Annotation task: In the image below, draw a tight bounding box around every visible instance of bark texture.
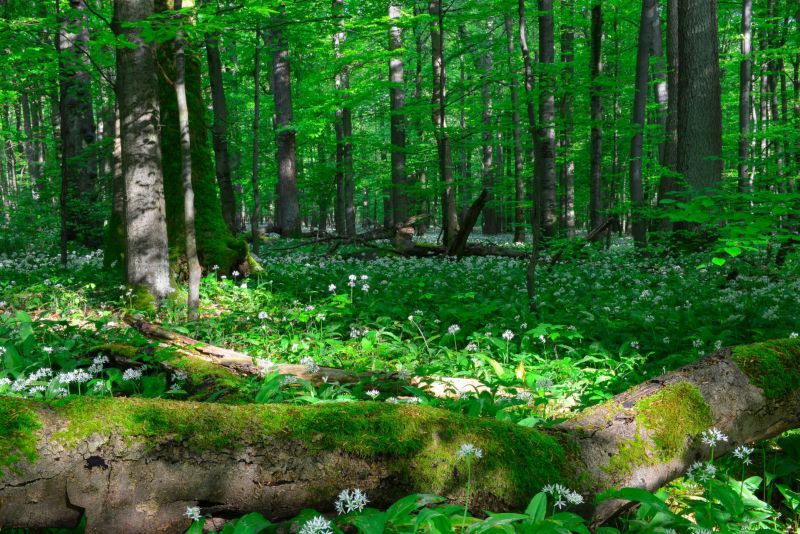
[2,339,799,533]
[536,0,557,238]
[113,0,171,301]
[388,4,407,226]
[589,1,603,231]
[677,0,723,191]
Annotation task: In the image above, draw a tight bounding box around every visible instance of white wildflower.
[447,324,460,335]
[334,488,369,515]
[365,389,380,399]
[457,443,483,460]
[122,368,142,381]
[184,506,202,522]
[501,330,514,341]
[700,427,728,448]
[300,356,320,374]
[299,515,333,534]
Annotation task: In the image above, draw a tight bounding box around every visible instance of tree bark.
[268,4,301,237]
[388,4,407,226]
[428,0,459,246]
[174,1,201,321]
[589,1,603,231]
[58,0,100,254]
[3,339,799,532]
[536,0,557,239]
[505,15,525,244]
[737,0,752,194]
[558,0,575,239]
[332,0,355,236]
[251,29,262,254]
[677,0,722,192]
[479,19,497,235]
[113,0,171,302]
[629,0,657,248]
[655,0,679,231]
[205,32,238,234]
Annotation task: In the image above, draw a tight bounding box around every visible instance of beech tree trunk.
[629,0,657,248]
[113,0,171,302]
[429,0,459,246]
[589,1,603,231]
[2,339,799,533]
[388,4,407,226]
[251,29,262,253]
[479,19,497,236]
[536,0,557,239]
[268,4,301,237]
[505,15,525,244]
[205,32,238,234]
[174,2,201,321]
[332,0,356,236]
[58,0,100,254]
[677,0,722,192]
[737,0,752,194]
[656,0,679,231]
[558,0,575,239]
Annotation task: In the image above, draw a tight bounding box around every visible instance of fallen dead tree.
[123,316,515,399]
[1,338,798,532]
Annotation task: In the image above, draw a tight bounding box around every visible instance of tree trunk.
[332,0,355,236]
[205,32,238,234]
[58,0,100,258]
[19,93,42,195]
[589,1,604,231]
[559,0,575,239]
[428,0,459,246]
[656,0,678,231]
[103,104,125,270]
[479,19,497,235]
[677,0,722,192]
[251,29,262,254]
[388,4,407,226]
[504,15,525,244]
[3,339,799,532]
[536,0,557,239]
[174,2,201,321]
[629,0,657,248]
[268,4,301,237]
[113,0,171,302]
[737,0,752,194]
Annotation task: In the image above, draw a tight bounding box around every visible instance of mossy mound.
[731,338,800,399]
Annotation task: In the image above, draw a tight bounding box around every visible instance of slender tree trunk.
[656,0,679,230]
[388,4,407,225]
[205,32,238,234]
[20,93,41,195]
[589,1,604,231]
[429,0,458,246]
[332,0,355,236]
[629,0,657,248]
[103,103,125,270]
[58,0,100,259]
[736,0,752,194]
[113,0,171,302]
[536,0,557,238]
[559,0,575,238]
[174,0,200,321]
[267,4,300,237]
[506,15,525,243]
[251,29,262,253]
[479,18,497,235]
[677,0,722,192]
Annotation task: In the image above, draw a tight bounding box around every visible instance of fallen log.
[1,338,798,532]
[124,316,514,399]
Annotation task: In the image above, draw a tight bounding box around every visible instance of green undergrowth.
[731,338,800,399]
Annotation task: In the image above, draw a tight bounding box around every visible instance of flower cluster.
[542,483,584,509]
[457,443,483,460]
[334,488,369,515]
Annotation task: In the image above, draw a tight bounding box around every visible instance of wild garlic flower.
[184,506,202,521]
[542,483,583,508]
[282,375,298,385]
[366,389,380,399]
[732,445,754,465]
[258,311,269,320]
[501,330,514,341]
[300,356,320,374]
[328,284,336,292]
[447,324,460,335]
[299,516,333,534]
[465,342,478,352]
[122,368,142,381]
[457,443,483,460]
[687,461,717,483]
[700,427,728,448]
[334,488,369,515]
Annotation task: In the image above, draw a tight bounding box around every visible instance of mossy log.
[1,339,799,533]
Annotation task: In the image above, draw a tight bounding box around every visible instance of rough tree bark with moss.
[155,0,250,275]
[1,339,799,533]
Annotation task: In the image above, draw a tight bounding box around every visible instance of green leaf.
[524,492,547,522]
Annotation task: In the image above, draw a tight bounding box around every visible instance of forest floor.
[1,234,799,532]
